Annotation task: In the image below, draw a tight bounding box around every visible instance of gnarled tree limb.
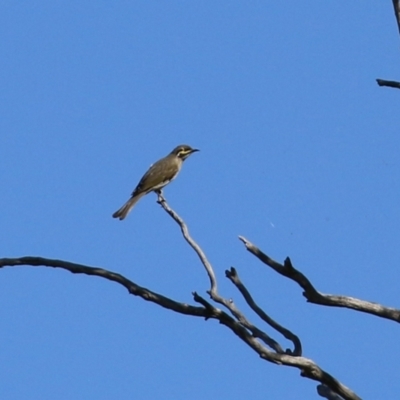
[226,266,302,356]
[157,192,283,352]
[239,236,400,323]
[0,256,210,317]
[0,196,363,400]
[0,255,361,400]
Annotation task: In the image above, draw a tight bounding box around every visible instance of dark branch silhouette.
[0,256,209,317]
[0,195,364,400]
[318,384,345,400]
[376,2,400,88]
[239,236,400,323]
[393,0,400,35]
[226,267,302,356]
[376,78,400,89]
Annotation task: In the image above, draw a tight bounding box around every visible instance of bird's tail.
[112,193,145,220]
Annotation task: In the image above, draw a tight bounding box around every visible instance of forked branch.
[157,193,284,353]
[0,256,209,317]
[239,236,400,323]
[0,196,363,400]
[156,196,360,400]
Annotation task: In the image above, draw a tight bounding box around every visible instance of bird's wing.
[132,157,174,195]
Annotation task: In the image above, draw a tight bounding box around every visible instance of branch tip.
[284,257,294,269]
[238,235,248,246]
[376,78,400,89]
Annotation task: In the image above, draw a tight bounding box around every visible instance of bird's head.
[171,144,199,160]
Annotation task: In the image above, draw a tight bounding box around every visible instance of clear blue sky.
[1,2,399,399]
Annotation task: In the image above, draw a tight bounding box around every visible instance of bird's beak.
[191,148,200,153]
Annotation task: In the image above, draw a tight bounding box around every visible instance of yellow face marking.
[177,148,191,157]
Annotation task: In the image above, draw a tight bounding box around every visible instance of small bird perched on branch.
[112,144,199,220]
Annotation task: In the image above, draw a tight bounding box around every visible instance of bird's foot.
[156,190,165,204]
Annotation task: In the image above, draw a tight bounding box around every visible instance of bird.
[112,144,199,220]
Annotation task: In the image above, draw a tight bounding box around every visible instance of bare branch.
[157,193,282,351]
[0,256,209,317]
[0,256,274,357]
[157,192,218,296]
[156,199,360,399]
[0,203,362,399]
[318,384,345,400]
[226,267,302,356]
[375,1,400,88]
[157,194,266,348]
[0,256,360,399]
[375,2,400,90]
[239,236,400,323]
[376,78,400,89]
[193,290,361,399]
[209,288,283,353]
[392,0,400,35]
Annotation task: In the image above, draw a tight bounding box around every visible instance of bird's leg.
[156,189,165,204]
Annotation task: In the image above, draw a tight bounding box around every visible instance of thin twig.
[376,78,400,89]
[392,0,400,35]
[375,2,400,90]
[157,193,282,351]
[157,192,218,296]
[226,267,302,356]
